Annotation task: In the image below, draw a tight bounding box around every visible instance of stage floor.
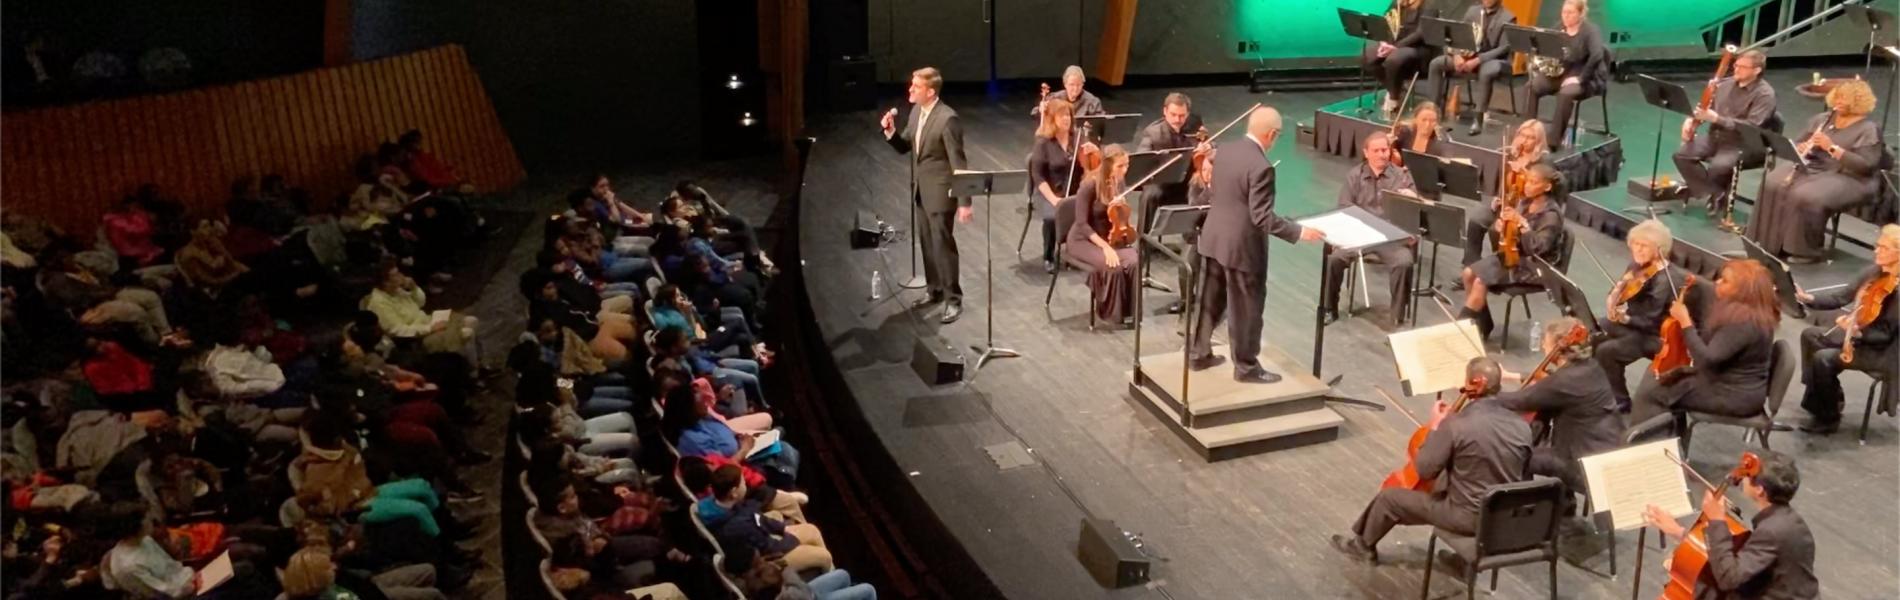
[796,70,1895,599]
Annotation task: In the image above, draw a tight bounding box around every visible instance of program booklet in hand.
[745,429,783,459]
[196,550,234,594]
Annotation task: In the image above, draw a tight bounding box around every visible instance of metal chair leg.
[1861,379,1881,444]
[1015,204,1034,257]
[1490,568,1499,591]
[1044,244,1063,306]
[1422,534,1438,600]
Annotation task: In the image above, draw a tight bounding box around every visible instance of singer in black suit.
[883,66,973,324]
[1187,107,1324,384]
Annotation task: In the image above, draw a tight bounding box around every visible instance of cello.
[1374,378,1489,492]
[1658,451,1761,600]
[1651,274,1700,384]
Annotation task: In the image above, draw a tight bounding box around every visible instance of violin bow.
[1374,385,1426,429]
[1661,449,1746,518]
[1427,290,1489,359]
[1207,103,1265,143]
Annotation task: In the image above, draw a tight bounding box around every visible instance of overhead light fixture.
[739,112,757,127]
[726,74,744,90]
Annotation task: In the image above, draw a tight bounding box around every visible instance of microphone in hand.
[880,108,898,134]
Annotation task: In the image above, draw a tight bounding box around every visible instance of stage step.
[1124,345,1344,462]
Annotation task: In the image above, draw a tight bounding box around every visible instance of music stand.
[1076,113,1143,145]
[1634,74,1697,214]
[1740,234,1808,319]
[1420,16,1482,57]
[1303,205,1414,373]
[1126,149,1193,190]
[1338,8,1398,115]
[950,168,1030,383]
[1383,190,1467,323]
[1503,25,1571,117]
[1532,255,1602,336]
[1401,150,1484,201]
[1846,3,1899,78]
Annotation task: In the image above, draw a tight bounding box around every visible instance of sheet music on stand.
[1580,438,1696,530]
[1297,205,1411,252]
[1388,320,1487,396]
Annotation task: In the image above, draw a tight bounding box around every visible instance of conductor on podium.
[882,66,973,324]
[1187,107,1325,384]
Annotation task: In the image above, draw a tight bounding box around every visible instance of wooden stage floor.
[794,70,1895,599]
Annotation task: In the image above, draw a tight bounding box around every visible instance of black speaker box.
[1076,518,1149,588]
[826,56,878,113]
[910,336,964,386]
[850,211,883,249]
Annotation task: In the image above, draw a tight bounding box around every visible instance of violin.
[1524,321,1591,387]
[1651,274,1700,385]
[1496,138,1527,269]
[1105,200,1136,248]
[1841,272,1897,363]
[1660,452,1762,600]
[1377,377,1488,493]
[1607,261,1667,324]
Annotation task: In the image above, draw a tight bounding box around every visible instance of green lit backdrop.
[1231,0,1759,59]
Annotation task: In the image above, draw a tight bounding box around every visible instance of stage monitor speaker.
[910,335,964,386]
[826,56,877,113]
[850,211,883,249]
[1076,518,1149,588]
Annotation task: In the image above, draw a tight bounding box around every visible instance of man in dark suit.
[882,66,972,324]
[1136,92,1206,315]
[1187,106,1324,383]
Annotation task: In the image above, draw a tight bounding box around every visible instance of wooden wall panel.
[1,45,524,232]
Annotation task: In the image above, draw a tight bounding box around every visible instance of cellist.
[1641,451,1818,599]
[1795,223,1898,434]
[1330,357,1532,563]
[1594,219,1696,413]
[1628,260,1780,429]
[1455,162,1566,342]
[1496,317,1622,513]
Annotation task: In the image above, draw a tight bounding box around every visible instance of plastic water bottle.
[1529,320,1544,353]
[870,270,883,300]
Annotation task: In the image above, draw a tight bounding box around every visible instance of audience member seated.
[396,129,475,196]
[361,262,482,366]
[39,247,172,344]
[697,465,831,574]
[661,376,797,489]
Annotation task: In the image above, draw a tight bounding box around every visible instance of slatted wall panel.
[1,45,524,232]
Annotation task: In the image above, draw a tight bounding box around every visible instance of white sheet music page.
[1387,320,1486,395]
[1298,211,1388,249]
[1580,438,1696,531]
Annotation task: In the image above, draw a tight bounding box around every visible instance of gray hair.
[1063,65,1086,83]
[1628,219,1674,256]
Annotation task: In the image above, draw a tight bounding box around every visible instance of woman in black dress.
[1457,162,1566,342]
[1064,144,1138,325]
[1029,97,1083,273]
[1523,0,1610,150]
[1628,259,1781,428]
[1745,79,1883,263]
[1361,0,1437,113]
[1390,101,1446,161]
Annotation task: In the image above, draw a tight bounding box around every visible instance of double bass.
[1651,274,1700,384]
[1659,451,1762,600]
